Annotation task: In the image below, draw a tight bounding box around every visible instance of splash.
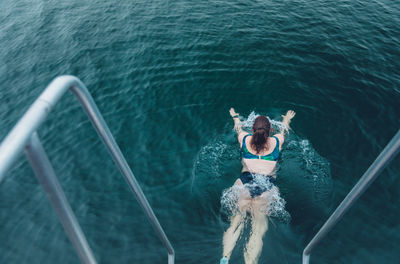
[239,111,288,133]
[191,139,236,190]
[283,138,332,203]
[220,174,291,222]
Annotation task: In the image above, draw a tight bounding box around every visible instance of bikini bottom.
[239,171,276,198]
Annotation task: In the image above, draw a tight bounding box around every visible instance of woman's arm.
[275,110,296,147]
[229,108,247,145]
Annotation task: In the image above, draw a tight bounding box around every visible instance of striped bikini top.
[241,134,280,161]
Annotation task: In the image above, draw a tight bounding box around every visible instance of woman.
[220,108,296,264]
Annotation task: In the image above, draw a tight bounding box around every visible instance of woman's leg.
[222,179,250,260]
[244,194,269,264]
[222,213,245,259]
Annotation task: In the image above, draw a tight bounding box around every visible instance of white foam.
[191,137,237,193]
[284,137,332,203]
[220,174,290,222]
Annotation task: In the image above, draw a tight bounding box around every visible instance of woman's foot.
[220,256,229,264]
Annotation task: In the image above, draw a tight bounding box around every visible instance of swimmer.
[220,108,296,264]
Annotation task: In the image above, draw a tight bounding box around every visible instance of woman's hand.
[282,110,296,121]
[281,110,296,132]
[229,108,239,117]
[230,107,243,136]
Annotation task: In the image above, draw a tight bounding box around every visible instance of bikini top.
[241,134,280,161]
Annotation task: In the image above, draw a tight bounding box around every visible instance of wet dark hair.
[250,116,271,154]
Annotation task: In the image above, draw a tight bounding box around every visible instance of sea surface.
[1,0,400,263]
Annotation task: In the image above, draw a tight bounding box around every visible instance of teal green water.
[1,0,400,263]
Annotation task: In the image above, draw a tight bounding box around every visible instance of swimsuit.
[241,134,280,161]
[240,172,276,198]
[240,134,280,197]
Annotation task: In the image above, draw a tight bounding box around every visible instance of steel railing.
[302,129,400,264]
[0,75,175,264]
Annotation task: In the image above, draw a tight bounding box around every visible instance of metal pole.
[70,84,175,262]
[25,132,97,264]
[0,75,174,263]
[302,129,400,264]
[0,76,75,182]
[168,253,175,264]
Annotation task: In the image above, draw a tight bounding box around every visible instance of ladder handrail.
[25,132,97,264]
[302,129,400,264]
[0,75,175,264]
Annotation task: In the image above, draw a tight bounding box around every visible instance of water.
[1,0,400,263]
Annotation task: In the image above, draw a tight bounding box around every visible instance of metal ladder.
[302,129,400,263]
[0,75,175,264]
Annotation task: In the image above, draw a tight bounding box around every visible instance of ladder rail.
[0,75,175,264]
[302,129,400,264]
[25,132,97,264]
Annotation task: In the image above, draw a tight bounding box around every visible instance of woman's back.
[240,134,282,175]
